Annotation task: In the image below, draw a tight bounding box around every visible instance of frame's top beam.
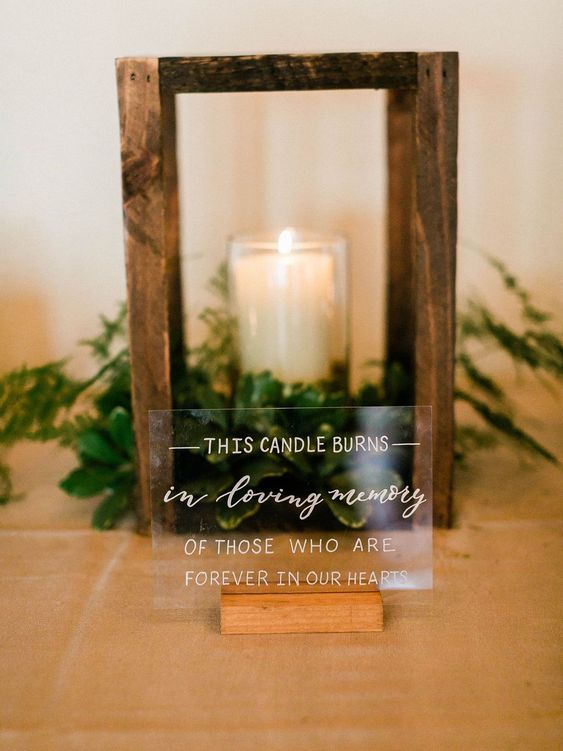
[147,52,422,93]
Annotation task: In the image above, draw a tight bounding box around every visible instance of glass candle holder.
[227,227,348,387]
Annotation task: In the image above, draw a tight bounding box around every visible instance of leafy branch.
[455,256,561,465]
[186,263,240,400]
[0,304,133,528]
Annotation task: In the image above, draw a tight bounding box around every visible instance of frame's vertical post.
[116,58,182,533]
[413,52,458,527]
[386,89,416,376]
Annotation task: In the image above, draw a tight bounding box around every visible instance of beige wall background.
[2,0,562,383]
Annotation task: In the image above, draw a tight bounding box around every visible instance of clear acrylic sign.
[149,406,432,610]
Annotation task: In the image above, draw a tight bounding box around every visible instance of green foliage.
[359,360,412,405]
[455,389,556,463]
[455,424,498,464]
[187,263,240,399]
[456,256,561,465]
[58,406,136,530]
[327,468,403,528]
[60,465,119,497]
[0,256,560,530]
[91,487,130,531]
[457,353,505,400]
[459,302,562,378]
[216,498,260,530]
[0,361,85,446]
[0,461,13,506]
[0,306,135,528]
[484,255,552,325]
[80,305,127,361]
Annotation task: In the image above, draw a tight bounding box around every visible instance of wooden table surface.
[1,383,561,750]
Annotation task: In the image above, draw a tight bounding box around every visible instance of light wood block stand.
[221,583,383,635]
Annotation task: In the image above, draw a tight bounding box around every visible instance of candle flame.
[277,228,294,255]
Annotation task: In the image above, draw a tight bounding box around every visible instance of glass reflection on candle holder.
[228,227,348,387]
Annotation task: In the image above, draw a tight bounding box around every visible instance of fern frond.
[456,389,557,464]
[485,255,552,325]
[80,304,127,361]
[0,362,86,446]
[457,352,506,401]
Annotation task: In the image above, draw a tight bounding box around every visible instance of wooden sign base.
[220,583,383,635]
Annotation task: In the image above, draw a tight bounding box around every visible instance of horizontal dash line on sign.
[391,442,420,446]
[169,446,201,450]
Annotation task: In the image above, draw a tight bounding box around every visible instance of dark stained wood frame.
[116,52,458,533]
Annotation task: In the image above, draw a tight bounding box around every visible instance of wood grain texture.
[222,582,379,595]
[413,52,458,527]
[221,585,383,634]
[386,89,416,376]
[115,51,458,531]
[116,58,183,533]
[158,52,417,93]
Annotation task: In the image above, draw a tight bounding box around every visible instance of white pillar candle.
[231,229,335,383]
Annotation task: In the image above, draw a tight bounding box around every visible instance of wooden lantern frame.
[116,52,458,533]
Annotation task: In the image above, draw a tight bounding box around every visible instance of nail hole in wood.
[426,67,430,77]
[442,69,447,78]
[146,74,151,82]
[130,72,136,81]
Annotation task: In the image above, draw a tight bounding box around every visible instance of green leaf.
[191,383,226,410]
[383,361,412,404]
[316,447,347,479]
[190,387,228,429]
[485,255,552,325]
[459,301,563,378]
[455,424,498,464]
[355,382,382,407]
[456,389,558,463]
[59,466,118,497]
[109,407,134,455]
[238,456,288,482]
[213,457,287,528]
[457,353,505,400]
[235,372,283,409]
[94,363,131,416]
[185,471,234,503]
[92,488,131,530]
[260,430,313,476]
[284,386,323,409]
[0,461,13,505]
[325,498,372,528]
[327,467,404,528]
[526,330,563,377]
[216,500,260,530]
[456,424,497,451]
[108,468,135,493]
[78,429,123,465]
